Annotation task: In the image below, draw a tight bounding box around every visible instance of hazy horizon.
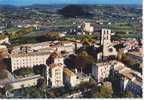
[0,0,142,6]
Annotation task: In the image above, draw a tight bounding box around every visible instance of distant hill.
[0,4,17,10]
[23,4,66,9]
[58,5,94,18]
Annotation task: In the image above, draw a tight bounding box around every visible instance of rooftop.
[128,51,143,57]
[9,75,42,84]
[11,40,82,57]
[49,63,63,68]
[114,62,142,86]
[96,60,117,67]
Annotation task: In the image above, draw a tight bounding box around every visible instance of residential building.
[126,51,142,64]
[96,29,117,61]
[0,45,9,58]
[113,62,142,97]
[92,61,113,82]
[82,22,94,35]
[11,51,50,72]
[10,41,82,72]
[0,37,10,45]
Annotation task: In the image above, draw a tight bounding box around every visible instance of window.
[108,48,113,52]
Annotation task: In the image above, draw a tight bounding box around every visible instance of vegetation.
[112,33,142,40]
[83,84,113,98]
[9,27,34,40]
[120,53,142,73]
[10,36,39,46]
[0,70,8,80]
[64,35,96,41]
[45,32,60,40]
[4,84,13,93]
[0,35,7,40]
[0,52,6,70]
[108,68,137,98]
[13,68,33,77]
[93,85,113,98]
[33,64,46,77]
[121,91,134,98]
[58,5,93,18]
[64,50,95,73]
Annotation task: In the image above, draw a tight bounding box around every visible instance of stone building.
[82,22,94,35]
[97,29,117,60]
[113,62,142,97]
[11,46,50,72]
[46,51,64,88]
[63,68,77,87]
[92,61,115,82]
[10,41,82,72]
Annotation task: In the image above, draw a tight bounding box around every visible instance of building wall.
[64,74,77,87]
[92,63,111,82]
[53,57,64,65]
[51,66,63,87]
[100,29,117,57]
[121,78,142,97]
[83,23,94,33]
[70,76,77,87]
[126,53,142,64]
[9,75,41,90]
[92,64,98,81]
[101,29,111,45]
[11,54,50,72]
[103,46,117,57]
[125,81,142,96]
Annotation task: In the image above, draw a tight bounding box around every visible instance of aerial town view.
[0,0,143,98]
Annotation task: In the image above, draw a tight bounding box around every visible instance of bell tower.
[100,29,111,46]
[100,29,117,58]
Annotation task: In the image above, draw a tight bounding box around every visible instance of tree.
[33,64,46,77]
[45,32,60,40]
[64,54,77,69]
[0,52,6,70]
[36,78,46,90]
[108,68,123,96]
[28,87,43,98]
[121,91,134,98]
[0,70,8,80]
[13,68,33,77]
[117,49,123,61]
[4,84,13,97]
[76,51,95,73]
[92,85,113,98]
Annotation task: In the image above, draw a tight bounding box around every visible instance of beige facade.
[92,62,112,82]
[9,75,41,90]
[46,51,64,88]
[100,29,117,57]
[0,45,9,58]
[113,62,142,96]
[83,22,94,34]
[48,64,64,87]
[63,68,77,87]
[10,41,83,72]
[101,29,111,45]
[11,54,50,72]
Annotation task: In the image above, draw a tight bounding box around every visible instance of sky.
[0,0,142,6]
